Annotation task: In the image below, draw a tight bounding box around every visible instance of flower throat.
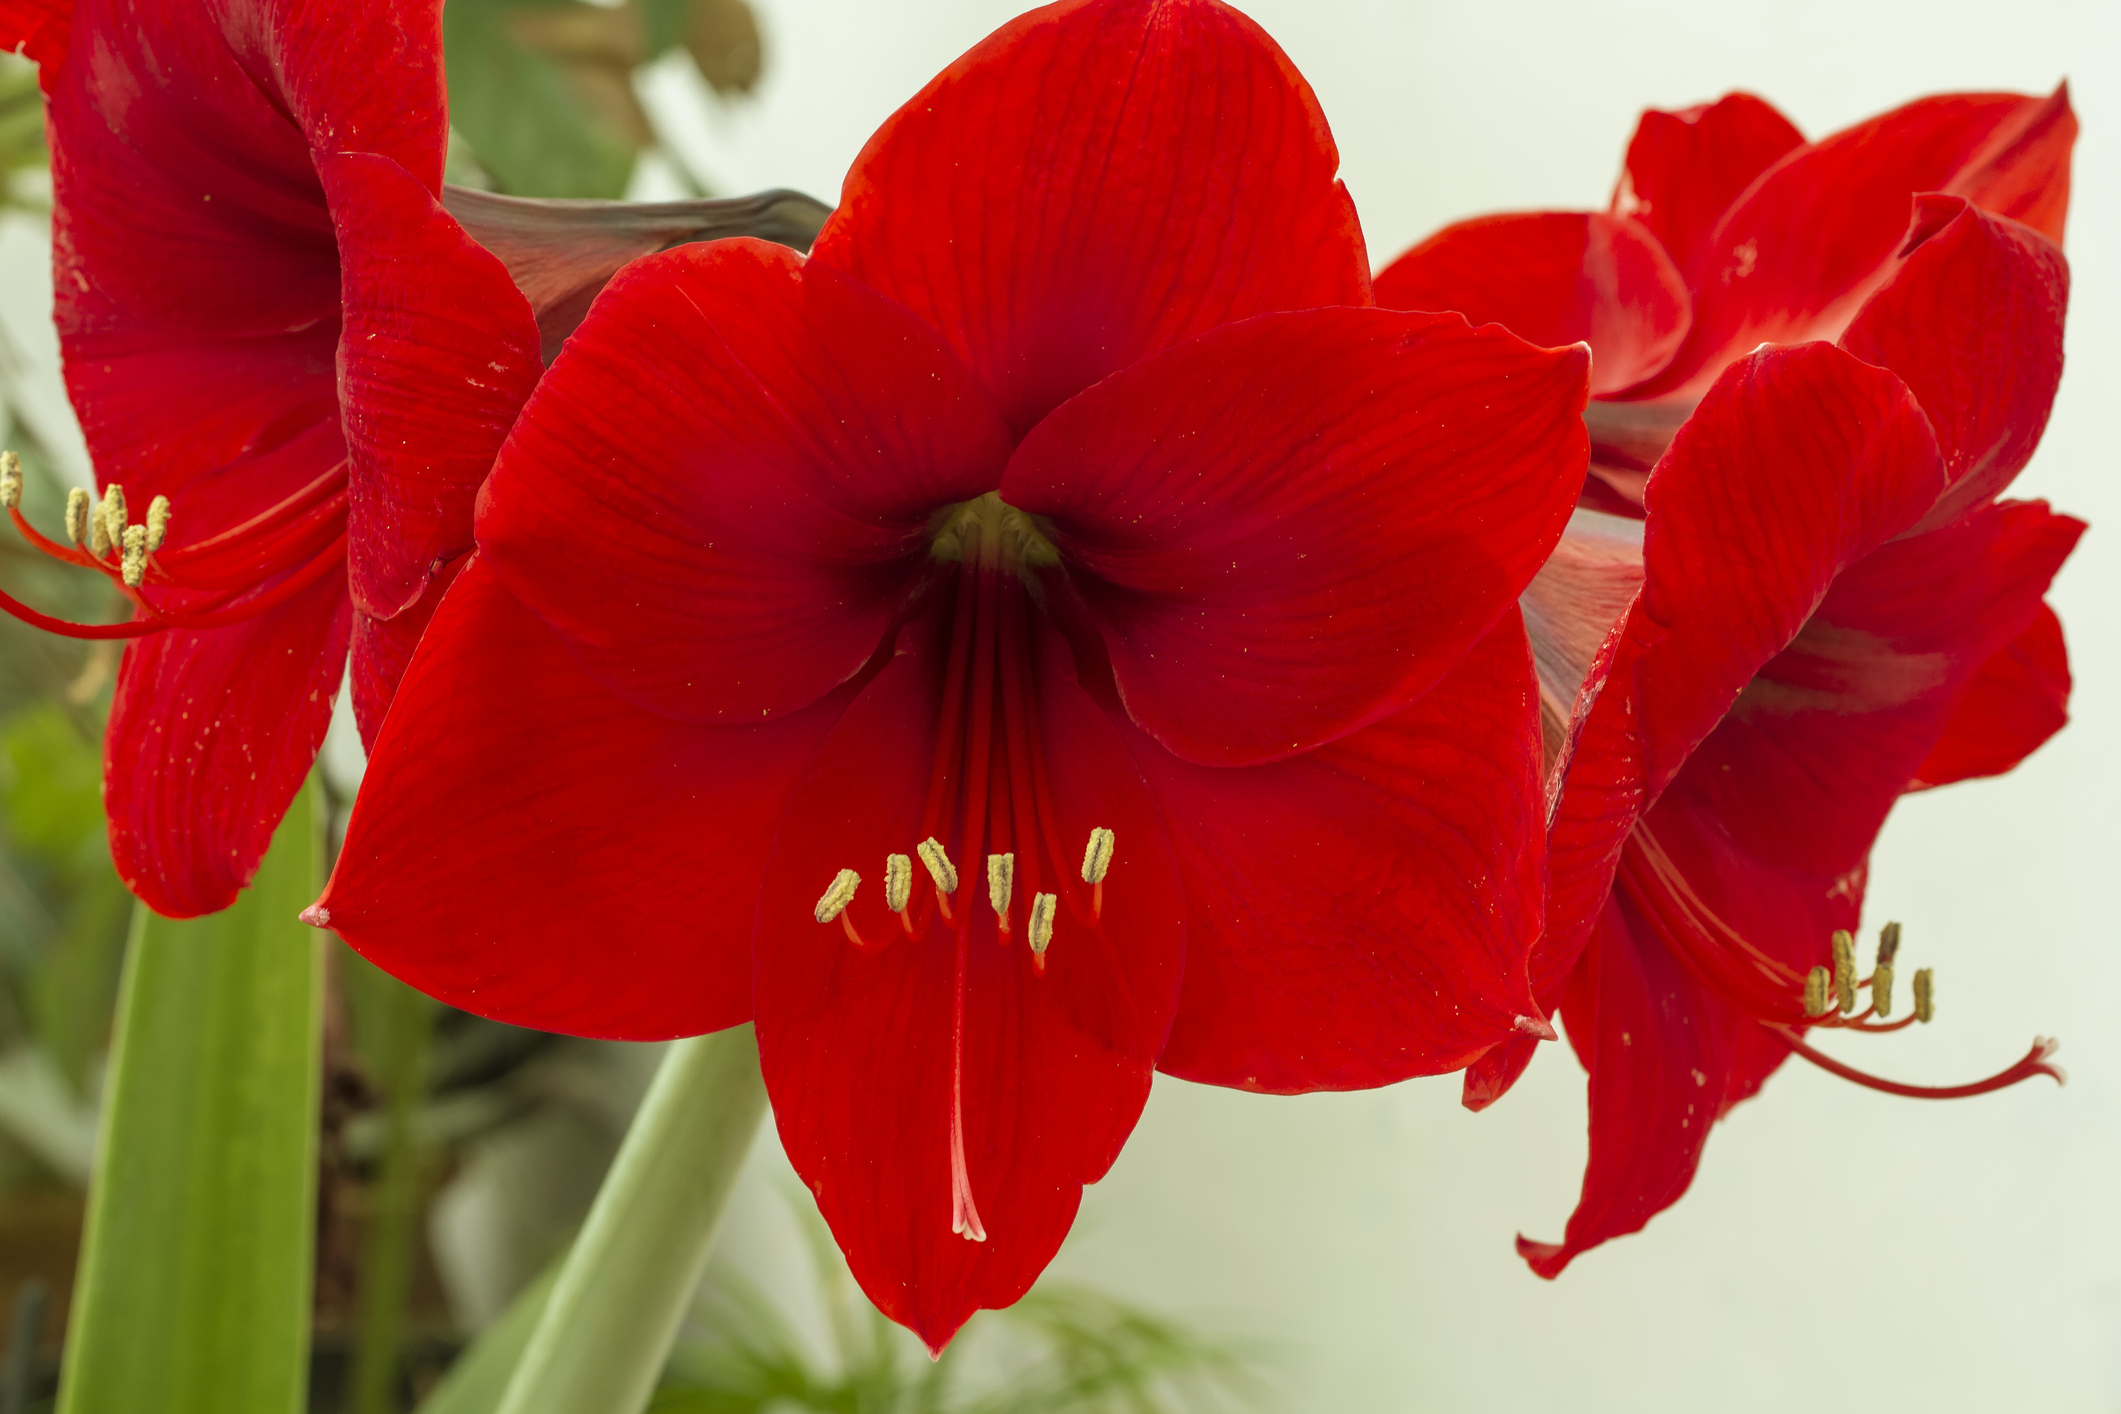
[810,494,1115,1245]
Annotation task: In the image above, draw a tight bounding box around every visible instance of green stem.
[347,964,438,1414]
[494,1024,767,1414]
[56,782,325,1414]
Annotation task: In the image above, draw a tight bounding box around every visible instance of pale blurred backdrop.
[4,0,2117,1409]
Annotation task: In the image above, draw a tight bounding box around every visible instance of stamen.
[1028,891,1056,968]
[145,495,172,554]
[1804,966,1831,1018]
[0,451,18,509]
[1081,827,1114,884]
[1831,929,1858,1014]
[88,494,112,557]
[987,852,1013,929]
[813,867,859,924]
[1877,920,1902,967]
[120,525,147,588]
[918,836,957,922]
[884,853,912,913]
[99,485,127,552]
[1913,968,1934,1023]
[1872,964,1895,1018]
[63,488,88,548]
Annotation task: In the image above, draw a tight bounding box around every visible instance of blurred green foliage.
[442,0,764,198]
[0,55,47,212]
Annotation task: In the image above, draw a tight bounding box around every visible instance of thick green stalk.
[56,782,325,1414]
[347,961,439,1414]
[495,1025,767,1414]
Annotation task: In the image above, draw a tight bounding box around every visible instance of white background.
[646,2,2121,1410]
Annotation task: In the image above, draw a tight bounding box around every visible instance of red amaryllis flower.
[0,0,544,917]
[315,0,1589,1348]
[1378,88,2082,1274]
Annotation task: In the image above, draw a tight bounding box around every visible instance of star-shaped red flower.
[1378,88,2081,1273]
[317,0,1590,1349]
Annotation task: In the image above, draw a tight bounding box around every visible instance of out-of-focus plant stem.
[55,782,325,1414]
[494,1024,766,1414]
[348,965,439,1414]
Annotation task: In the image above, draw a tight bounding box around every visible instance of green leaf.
[443,0,638,198]
[55,783,326,1414]
[415,1252,565,1414]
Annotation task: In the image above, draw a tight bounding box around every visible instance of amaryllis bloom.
[316,0,1590,1348]
[0,0,824,918]
[1378,88,2082,1273]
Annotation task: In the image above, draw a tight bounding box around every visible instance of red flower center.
[807,492,1120,1243]
[1622,820,2062,1099]
[0,454,348,640]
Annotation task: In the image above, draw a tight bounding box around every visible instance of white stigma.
[917,837,957,895]
[814,868,860,924]
[1081,827,1115,885]
[884,853,912,913]
[1028,893,1056,956]
[987,852,1014,916]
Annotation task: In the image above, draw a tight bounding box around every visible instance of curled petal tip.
[298,903,331,928]
[1513,1012,1558,1041]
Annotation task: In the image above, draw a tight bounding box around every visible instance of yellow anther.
[917,837,957,895]
[0,450,19,509]
[64,488,89,547]
[145,495,172,553]
[1872,964,1895,1018]
[1913,968,1934,1024]
[1877,920,1902,967]
[100,483,127,541]
[1028,892,1056,956]
[1831,929,1858,1014]
[1804,966,1831,1018]
[120,524,147,588]
[88,499,111,557]
[1081,827,1114,885]
[813,867,859,924]
[987,852,1014,917]
[884,853,912,913]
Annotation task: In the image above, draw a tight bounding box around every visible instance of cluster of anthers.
[0,448,348,639]
[813,826,1114,974]
[1776,921,2065,1100]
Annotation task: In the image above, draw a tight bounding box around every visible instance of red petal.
[1684,499,2081,882]
[809,0,1369,435]
[320,153,541,621]
[1912,601,2071,790]
[753,613,1184,1352]
[348,553,467,748]
[477,239,1011,724]
[1839,196,2068,531]
[1145,610,1547,1091]
[51,0,445,346]
[0,0,69,72]
[441,186,832,362]
[1634,87,2077,400]
[1005,308,1587,767]
[1373,212,1689,395]
[1609,93,1805,278]
[319,558,851,1039]
[105,577,350,918]
[1543,344,1944,997]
